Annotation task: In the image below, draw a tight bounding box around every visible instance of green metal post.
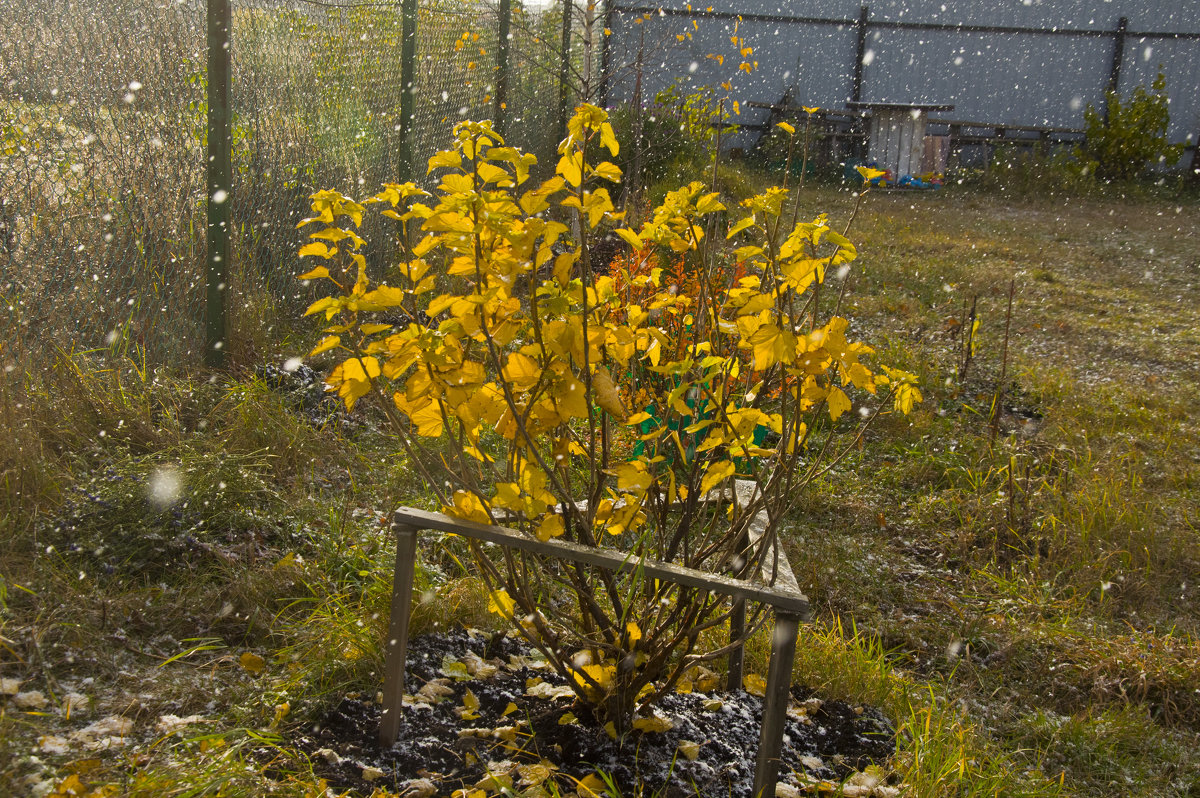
[399,0,417,180]
[1104,16,1127,123]
[558,0,573,144]
[205,0,231,369]
[495,0,511,136]
[599,0,613,106]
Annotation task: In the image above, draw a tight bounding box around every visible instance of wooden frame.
[379,497,811,798]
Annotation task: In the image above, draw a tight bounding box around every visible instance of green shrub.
[1079,71,1184,181]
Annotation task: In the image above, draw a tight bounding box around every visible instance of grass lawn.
[2,182,1198,796]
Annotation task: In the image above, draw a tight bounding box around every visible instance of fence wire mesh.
[1,0,589,366]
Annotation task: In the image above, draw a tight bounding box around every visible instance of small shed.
[848,101,954,179]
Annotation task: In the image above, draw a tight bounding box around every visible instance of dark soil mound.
[293,628,896,796]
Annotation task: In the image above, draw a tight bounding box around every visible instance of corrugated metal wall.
[603,0,1200,154]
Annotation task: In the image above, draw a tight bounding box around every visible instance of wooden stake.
[379,524,419,747]
[753,611,801,798]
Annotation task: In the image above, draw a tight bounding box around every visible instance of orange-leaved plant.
[297,105,921,731]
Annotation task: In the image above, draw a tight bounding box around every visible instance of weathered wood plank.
[391,506,810,616]
[379,525,419,747]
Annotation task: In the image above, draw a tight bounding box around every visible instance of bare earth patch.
[291,628,898,797]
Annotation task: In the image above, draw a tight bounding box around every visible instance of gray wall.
[604,0,1200,153]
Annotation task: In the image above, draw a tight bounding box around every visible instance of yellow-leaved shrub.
[297,105,921,730]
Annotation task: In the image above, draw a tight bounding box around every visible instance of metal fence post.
[205,0,231,369]
[398,0,418,181]
[495,0,512,136]
[379,523,420,747]
[557,0,573,144]
[599,0,613,106]
[1103,16,1128,124]
[851,5,869,104]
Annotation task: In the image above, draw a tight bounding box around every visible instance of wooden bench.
[380,479,809,798]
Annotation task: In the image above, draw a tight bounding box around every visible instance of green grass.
[3,181,1200,796]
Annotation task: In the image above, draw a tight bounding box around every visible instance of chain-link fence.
[1,0,600,366]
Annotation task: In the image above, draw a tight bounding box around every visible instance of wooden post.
[727,598,747,690]
[752,611,801,798]
[727,529,749,689]
[204,0,231,369]
[1037,129,1050,158]
[379,524,420,747]
[947,122,961,171]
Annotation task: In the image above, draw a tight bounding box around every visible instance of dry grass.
[3,182,1199,796]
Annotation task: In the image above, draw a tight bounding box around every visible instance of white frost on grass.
[155,714,206,735]
[71,715,134,750]
[147,466,183,509]
[12,691,48,709]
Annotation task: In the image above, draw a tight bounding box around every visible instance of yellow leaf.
[298,241,335,259]
[393,392,446,437]
[632,714,674,733]
[450,490,491,525]
[612,461,652,493]
[895,383,923,415]
[458,688,480,720]
[517,763,554,787]
[614,227,643,250]
[775,121,795,135]
[308,335,341,357]
[626,621,642,645]
[677,740,701,761]
[575,773,608,798]
[536,514,565,542]
[427,150,463,173]
[556,149,584,188]
[827,385,852,421]
[856,165,887,182]
[327,356,380,411]
[487,588,515,618]
[700,460,735,496]
[503,351,542,390]
[696,192,725,214]
[803,105,820,114]
[297,265,331,281]
[743,673,767,696]
[593,160,622,183]
[592,366,626,421]
[747,320,795,370]
[239,651,265,676]
[726,215,756,239]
